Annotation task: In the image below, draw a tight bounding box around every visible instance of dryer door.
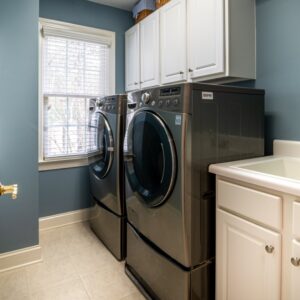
[125,110,177,207]
[90,111,114,179]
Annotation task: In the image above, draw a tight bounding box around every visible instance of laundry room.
[0,0,299,299]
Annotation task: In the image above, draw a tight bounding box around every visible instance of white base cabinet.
[290,239,300,300]
[216,178,300,300]
[217,209,281,300]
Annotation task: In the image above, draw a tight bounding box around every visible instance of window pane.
[67,126,86,155]
[45,96,67,126]
[44,126,68,157]
[43,37,67,94]
[68,97,86,125]
[43,36,109,97]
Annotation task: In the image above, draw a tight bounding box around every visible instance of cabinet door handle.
[265,245,274,253]
[134,82,138,85]
[291,257,300,267]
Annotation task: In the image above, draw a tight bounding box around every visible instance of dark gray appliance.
[123,83,265,299]
[88,94,127,261]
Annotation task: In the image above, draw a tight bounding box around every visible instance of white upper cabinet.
[188,0,256,82]
[125,0,256,91]
[125,24,140,92]
[187,0,224,79]
[160,0,186,84]
[140,11,160,89]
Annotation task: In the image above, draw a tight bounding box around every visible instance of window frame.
[38,18,116,171]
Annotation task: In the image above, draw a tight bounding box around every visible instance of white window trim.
[38,18,116,171]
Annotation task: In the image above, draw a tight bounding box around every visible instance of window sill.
[39,157,89,171]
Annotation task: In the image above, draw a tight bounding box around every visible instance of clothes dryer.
[124,83,265,299]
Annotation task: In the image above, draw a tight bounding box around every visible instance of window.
[39,19,115,170]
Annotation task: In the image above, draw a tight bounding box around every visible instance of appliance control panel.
[137,86,183,112]
[97,95,126,114]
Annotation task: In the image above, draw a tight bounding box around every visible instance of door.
[140,11,160,89]
[89,111,114,179]
[124,110,177,207]
[187,0,224,79]
[125,24,140,92]
[160,0,187,84]
[290,239,300,300]
[217,209,281,300]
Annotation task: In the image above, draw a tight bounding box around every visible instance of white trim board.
[0,245,42,273]
[39,207,91,231]
[0,208,91,273]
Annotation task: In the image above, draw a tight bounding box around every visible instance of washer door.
[91,112,114,179]
[125,111,177,207]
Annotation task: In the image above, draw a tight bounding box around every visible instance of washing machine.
[88,94,127,261]
[124,83,265,299]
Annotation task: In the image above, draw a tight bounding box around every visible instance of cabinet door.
[160,0,186,84]
[217,209,281,300]
[125,24,140,92]
[290,239,300,300]
[140,11,159,89]
[187,0,224,79]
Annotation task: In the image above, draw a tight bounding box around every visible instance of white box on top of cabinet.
[125,0,256,92]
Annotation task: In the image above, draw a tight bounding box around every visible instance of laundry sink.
[237,157,300,181]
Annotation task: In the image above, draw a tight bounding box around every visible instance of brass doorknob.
[0,183,18,199]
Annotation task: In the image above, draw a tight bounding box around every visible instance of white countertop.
[209,139,300,197]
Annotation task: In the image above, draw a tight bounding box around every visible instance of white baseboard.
[39,207,91,231]
[0,208,91,273]
[0,245,42,273]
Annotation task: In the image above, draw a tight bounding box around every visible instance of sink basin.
[237,157,300,181]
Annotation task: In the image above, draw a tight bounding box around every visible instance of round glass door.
[90,112,114,179]
[125,111,177,207]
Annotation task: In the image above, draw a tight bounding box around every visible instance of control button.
[166,99,170,106]
[173,99,179,106]
[151,100,156,106]
[158,100,163,107]
[139,102,143,107]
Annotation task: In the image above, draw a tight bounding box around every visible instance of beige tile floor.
[0,222,145,300]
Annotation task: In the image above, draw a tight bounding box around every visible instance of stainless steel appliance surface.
[88,94,127,261]
[124,83,265,299]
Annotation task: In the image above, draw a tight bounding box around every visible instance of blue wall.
[256,0,300,154]
[237,0,300,154]
[39,0,133,217]
[0,0,39,252]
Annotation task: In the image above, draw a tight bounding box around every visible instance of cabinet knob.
[179,71,184,75]
[134,82,138,85]
[291,257,300,267]
[188,68,194,72]
[265,245,274,253]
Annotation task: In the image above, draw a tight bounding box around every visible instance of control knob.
[141,92,151,104]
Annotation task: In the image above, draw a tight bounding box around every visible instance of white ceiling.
[88,0,137,11]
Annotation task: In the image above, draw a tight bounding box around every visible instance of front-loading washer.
[88,94,127,260]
